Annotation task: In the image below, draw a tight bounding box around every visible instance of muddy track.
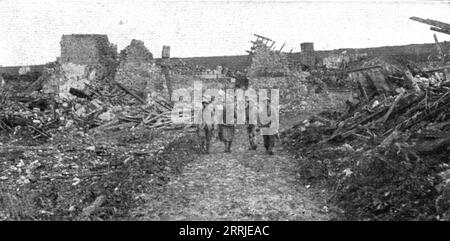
[132,126,331,220]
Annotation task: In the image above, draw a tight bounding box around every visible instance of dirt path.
[132,124,331,221]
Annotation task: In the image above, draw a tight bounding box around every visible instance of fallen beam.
[410,16,450,31]
[345,65,383,74]
[423,66,450,73]
[431,27,450,35]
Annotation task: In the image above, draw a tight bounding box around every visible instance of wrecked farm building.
[2,15,450,221]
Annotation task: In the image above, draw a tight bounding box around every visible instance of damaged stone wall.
[322,51,368,69]
[114,39,167,99]
[250,72,351,118]
[41,34,118,99]
[40,62,100,99]
[300,42,316,68]
[60,34,117,65]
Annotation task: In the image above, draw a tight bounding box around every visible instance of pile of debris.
[0,121,197,220]
[1,37,177,139]
[114,39,168,99]
[0,36,188,220]
[282,68,450,220]
[1,78,174,140]
[247,34,290,78]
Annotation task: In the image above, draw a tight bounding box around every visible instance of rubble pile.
[322,51,368,69]
[282,70,450,220]
[1,39,175,139]
[0,36,186,220]
[0,125,197,220]
[250,71,351,118]
[0,81,173,141]
[0,92,56,140]
[247,37,289,78]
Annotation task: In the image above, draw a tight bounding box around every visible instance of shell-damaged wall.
[42,34,118,99]
[114,39,167,99]
[60,34,116,65]
[59,34,117,80]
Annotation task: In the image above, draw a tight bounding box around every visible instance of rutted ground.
[132,125,331,221]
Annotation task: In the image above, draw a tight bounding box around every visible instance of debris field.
[1,17,450,221]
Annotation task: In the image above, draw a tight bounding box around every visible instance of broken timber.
[410,16,450,35]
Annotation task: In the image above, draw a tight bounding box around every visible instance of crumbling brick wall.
[60,34,117,65]
[250,73,351,117]
[300,42,316,68]
[114,39,166,99]
[41,34,118,99]
[60,34,117,80]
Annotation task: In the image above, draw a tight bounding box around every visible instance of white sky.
[1,0,450,66]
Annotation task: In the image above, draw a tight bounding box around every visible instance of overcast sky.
[1,0,450,66]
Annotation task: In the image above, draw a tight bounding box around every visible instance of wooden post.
[434,34,446,64]
[270,41,276,49]
[279,43,285,52]
[161,45,173,101]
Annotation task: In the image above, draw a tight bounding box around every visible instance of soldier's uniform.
[218,122,235,153]
[260,98,277,155]
[262,132,276,155]
[198,122,213,154]
[218,96,235,153]
[197,99,213,154]
[246,100,258,150]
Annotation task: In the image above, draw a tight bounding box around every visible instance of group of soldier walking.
[197,74,277,155]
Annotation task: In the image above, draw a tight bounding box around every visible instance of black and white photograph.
[1,0,450,227]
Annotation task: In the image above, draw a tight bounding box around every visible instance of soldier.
[234,71,249,89]
[197,96,213,154]
[246,97,258,150]
[218,92,235,153]
[260,96,277,155]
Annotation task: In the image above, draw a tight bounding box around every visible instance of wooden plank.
[431,27,450,35]
[410,16,450,30]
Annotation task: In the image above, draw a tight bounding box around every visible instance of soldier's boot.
[249,137,257,150]
[205,138,211,154]
[199,139,206,154]
[263,135,274,155]
[247,126,257,150]
[225,141,232,153]
[224,142,228,153]
[267,136,275,155]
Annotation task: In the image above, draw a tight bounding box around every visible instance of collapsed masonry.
[114,39,167,99]
[38,35,169,101]
[247,34,319,78]
[247,36,289,78]
[41,34,117,99]
[2,35,175,136]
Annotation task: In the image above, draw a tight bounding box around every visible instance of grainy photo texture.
[1,0,450,221]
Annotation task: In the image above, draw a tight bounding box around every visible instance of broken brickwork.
[40,35,118,99]
[114,39,167,99]
[60,34,117,66]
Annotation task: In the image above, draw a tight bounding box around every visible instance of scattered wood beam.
[345,65,383,74]
[410,16,450,31]
[430,27,450,35]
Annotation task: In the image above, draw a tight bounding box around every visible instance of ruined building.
[114,39,166,99]
[247,39,289,77]
[41,34,118,98]
[300,42,315,68]
[60,34,117,66]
